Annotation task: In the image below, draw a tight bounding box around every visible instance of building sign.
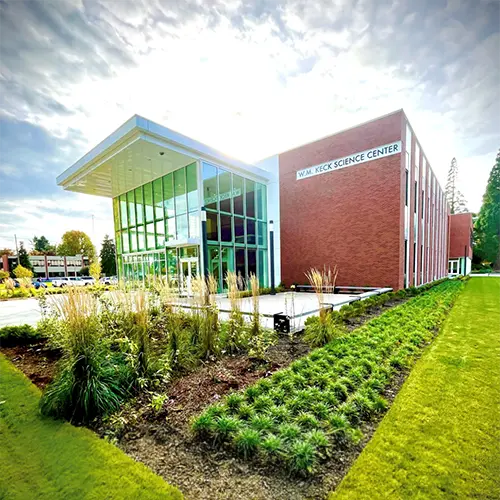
[296,141,402,181]
[204,188,242,205]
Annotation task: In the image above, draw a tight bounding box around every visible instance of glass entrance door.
[180,258,198,295]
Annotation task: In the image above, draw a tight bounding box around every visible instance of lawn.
[331,277,500,499]
[0,355,183,499]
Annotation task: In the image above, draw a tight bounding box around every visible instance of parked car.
[33,278,47,289]
[99,276,118,285]
[51,276,87,288]
[80,277,96,286]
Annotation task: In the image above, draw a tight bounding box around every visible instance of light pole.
[269,220,275,295]
[201,207,209,280]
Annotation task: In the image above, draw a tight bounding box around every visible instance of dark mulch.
[0,340,61,389]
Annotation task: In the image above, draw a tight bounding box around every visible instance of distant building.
[448,213,473,276]
[0,254,90,278]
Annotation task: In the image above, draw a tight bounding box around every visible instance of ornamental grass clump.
[303,266,340,347]
[225,271,245,353]
[193,279,465,475]
[40,287,130,423]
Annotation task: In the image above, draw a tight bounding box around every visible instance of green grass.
[331,278,500,499]
[0,355,183,499]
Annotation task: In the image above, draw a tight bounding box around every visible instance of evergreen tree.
[99,235,116,276]
[18,241,33,272]
[474,150,500,268]
[32,235,50,253]
[445,157,468,214]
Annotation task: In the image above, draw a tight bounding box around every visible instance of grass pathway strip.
[331,277,500,499]
[0,354,183,500]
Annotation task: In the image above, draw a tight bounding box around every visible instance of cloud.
[0,0,498,250]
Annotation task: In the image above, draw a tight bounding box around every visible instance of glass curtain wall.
[114,162,199,283]
[202,161,268,291]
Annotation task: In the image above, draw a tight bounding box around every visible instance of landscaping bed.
[0,277,464,499]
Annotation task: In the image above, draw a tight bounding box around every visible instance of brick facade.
[278,110,449,291]
[449,213,473,259]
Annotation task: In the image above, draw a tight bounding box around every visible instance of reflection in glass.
[234,216,244,244]
[218,169,232,213]
[144,183,154,223]
[153,178,164,220]
[220,213,232,242]
[163,174,175,218]
[245,179,255,218]
[174,168,187,215]
[135,187,144,225]
[233,175,244,215]
[206,211,218,241]
[235,248,245,279]
[246,219,256,245]
[203,163,218,211]
[186,163,198,212]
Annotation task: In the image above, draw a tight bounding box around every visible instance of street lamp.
[269,220,275,295]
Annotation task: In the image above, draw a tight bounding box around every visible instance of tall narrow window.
[414,181,418,213]
[405,170,409,206]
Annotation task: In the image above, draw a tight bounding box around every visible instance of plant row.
[303,277,450,347]
[192,279,465,475]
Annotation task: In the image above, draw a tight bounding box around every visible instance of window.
[247,248,257,277]
[246,219,256,245]
[146,223,155,250]
[176,213,188,240]
[233,175,244,215]
[234,216,245,244]
[206,211,218,241]
[135,187,144,225]
[156,220,165,248]
[186,163,198,212]
[257,221,267,247]
[120,194,128,228]
[235,248,245,278]
[163,174,175,218]
[245,179,256,218]
[256,183,266,221]
[220,213,232,242]
[165,217,176,241]
[144,183,154,223]
[405,170,409,206]
[174,168,187,215]
[414,181,418,213]
[127,191,136,227]
[153,178,164,220]
[203,163,218,211]
[137,226,145,251]
[219,169,232,213]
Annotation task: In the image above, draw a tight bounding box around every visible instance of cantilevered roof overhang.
[57,115,271,198]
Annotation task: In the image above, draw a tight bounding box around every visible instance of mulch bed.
[1,297,413,499]
[0,340,61,389]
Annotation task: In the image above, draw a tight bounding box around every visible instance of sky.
[0,0,499,252]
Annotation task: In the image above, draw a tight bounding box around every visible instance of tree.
[0,248,14,256]
[32,235,49,252]
[89,262,101,283]
[445,157,468,214]
[474,150,500,268]
[18,242,33,272]
[57,230,96,260]
[0,270,9,281]
[13,264,33,278]
[99,235,116,276]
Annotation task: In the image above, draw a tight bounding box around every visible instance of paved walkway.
[0,298,41,328]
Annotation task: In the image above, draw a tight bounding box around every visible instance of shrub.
[13,264,33,279]
[0,324,41,346]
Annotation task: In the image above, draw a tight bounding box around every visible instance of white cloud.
[0,0,498,252]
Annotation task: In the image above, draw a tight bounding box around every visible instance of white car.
[52,276,87,287]
[81,277,96,286]
[99,276,118,285]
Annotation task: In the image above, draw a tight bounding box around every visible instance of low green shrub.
[0,324,42,346]
[192,279,465,475]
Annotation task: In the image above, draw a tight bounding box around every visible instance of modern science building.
[57,109,470,292]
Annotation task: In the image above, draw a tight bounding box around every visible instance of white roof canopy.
[57,115,271,198]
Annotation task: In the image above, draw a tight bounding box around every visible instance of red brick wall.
[279,111,404,290]
[449,213,473,259]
